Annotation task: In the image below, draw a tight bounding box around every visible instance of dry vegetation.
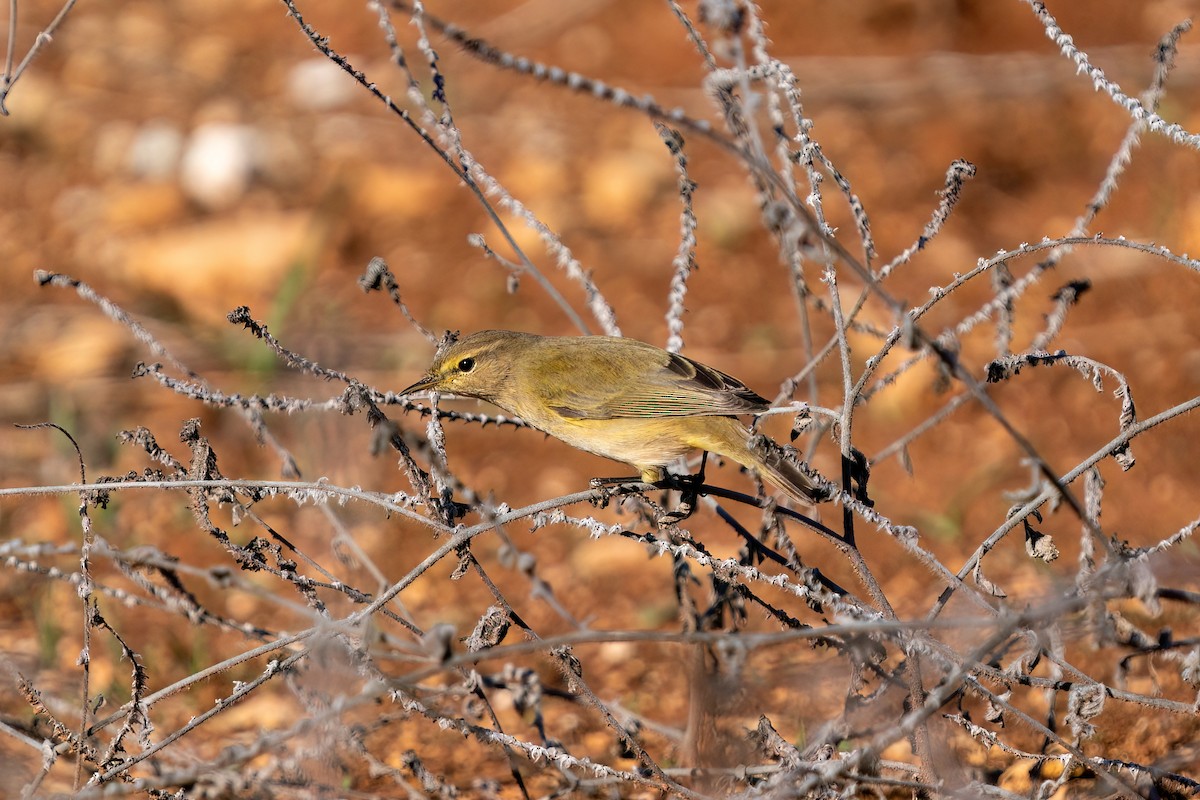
[2,0,1200,798]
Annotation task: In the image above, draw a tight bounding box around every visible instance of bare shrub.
[2,1,1199,797]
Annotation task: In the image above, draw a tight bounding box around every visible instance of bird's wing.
[539,341,770,420]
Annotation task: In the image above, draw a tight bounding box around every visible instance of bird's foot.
[658,453,709,521]
[589,475,654,509]
[588,465,706,521]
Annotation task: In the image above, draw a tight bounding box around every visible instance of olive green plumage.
[402,330,819,504]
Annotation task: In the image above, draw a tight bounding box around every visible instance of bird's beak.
[400,374,440,396]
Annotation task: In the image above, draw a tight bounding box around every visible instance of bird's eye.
[457,357,476,373]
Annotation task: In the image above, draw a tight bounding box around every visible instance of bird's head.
[401,330,529,404]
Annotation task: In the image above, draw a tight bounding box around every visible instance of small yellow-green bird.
[401,330,820,504]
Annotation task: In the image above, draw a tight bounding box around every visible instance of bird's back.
[520,335,770,421]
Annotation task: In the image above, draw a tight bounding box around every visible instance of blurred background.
[0,0,1196,489]
[1,0,1198,794]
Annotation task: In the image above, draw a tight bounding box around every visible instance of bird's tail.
[745,435,823,505]
[690,418,823,505]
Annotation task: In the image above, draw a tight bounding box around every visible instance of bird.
[401,330,821,504]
